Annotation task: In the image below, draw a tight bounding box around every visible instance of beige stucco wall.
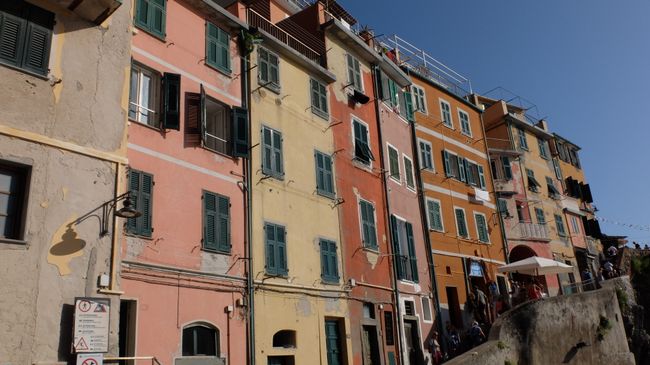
[249,42,351,363]
[0,1,131,363]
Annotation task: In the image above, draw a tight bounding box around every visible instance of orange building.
[388,37,508,334]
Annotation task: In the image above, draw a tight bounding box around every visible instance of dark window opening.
[182,324,219,356]
[0,161,29,240]
[272,330,296,348]
[384,311,395,346]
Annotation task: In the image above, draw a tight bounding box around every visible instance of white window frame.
[458,108,472,137]
[129,63,160,127]
[258,46,280,92]
[421,296,433,323]
[402,154,416,192]
[386,143,401,184]
[411,84,427,114]
[426,197,444,232]
[346,53,364,92]
[454,206,469,239]
[474,211,490,244]
[439,98,453,129]
[417,139,434,172]
[570,215,580,234]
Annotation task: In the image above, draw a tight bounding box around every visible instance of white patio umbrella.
[497,256,574,276]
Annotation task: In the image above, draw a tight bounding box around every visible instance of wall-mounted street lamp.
[100,192,141,236]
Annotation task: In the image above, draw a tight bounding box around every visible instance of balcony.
[494,179,516,194]
[518,222,550,241]
[247,8,322,65]
[52,0,122,24]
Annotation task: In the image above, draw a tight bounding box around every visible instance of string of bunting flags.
[596,216,650,232]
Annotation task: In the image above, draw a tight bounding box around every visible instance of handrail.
[247,8,321,64]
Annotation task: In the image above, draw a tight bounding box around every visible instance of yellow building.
[246,1,351,364]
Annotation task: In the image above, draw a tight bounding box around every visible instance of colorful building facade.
[120,0,249,363]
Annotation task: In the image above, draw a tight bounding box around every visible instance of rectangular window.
[442,150,459,179]
[475,213,489,243]
[0,1,54,76]
[497,198,509,217]
[516,201,527,223]
[384,311,395,346]
[403,155,415,190]
[134,0,166,38]
[346,53,362,92]
[0,162,28,240]
[440,100,452,127]
[382,76,399,107]
[202,191,230,253]
[517,127,528,150]
[571,216,580,234]
[421,297,432,322]
[129,63,161,127]
[535,208,546,225]
[412,85,427,114]
[526,168,540,192]
[390,216,419,282]
[314,151,335,198]
[569,148,581,169]
[552,159,563,180]
[265,222,287,276]
[418,140,433,171]
[426,199,443,232]
[538,137,549,159]
[127,169,153,237]
[459,110,471,136]
[359,199,378,249]
[262,126,283,179]
[320,239,339,283]
[454,208,468,238]
[502,156,513,180]
[546,176,561,198]
[387,145,400,182]
[353,119,374,165]
[555,214,567,236]
[206,22,230,73]
[258,47,280,91]
[204,96,232,154]
[310,78,329,119]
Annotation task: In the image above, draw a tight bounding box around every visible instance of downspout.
[239,29,255,365]
[371,64,404,365]
[406,100,445,350]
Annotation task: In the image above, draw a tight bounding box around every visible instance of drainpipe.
[371,64,404,365]
[406,100,445,350]
[239,29,255,365]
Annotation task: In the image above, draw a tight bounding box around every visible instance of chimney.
[536,119,549,131]
[359,29,374,48]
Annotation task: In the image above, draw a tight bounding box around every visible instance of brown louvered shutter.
[184,92,201,144]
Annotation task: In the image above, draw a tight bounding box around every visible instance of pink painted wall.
[123,0,247,361]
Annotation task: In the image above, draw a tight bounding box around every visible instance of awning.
[497,256,574,276]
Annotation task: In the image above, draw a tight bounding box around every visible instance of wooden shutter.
[443,151,451,176]
[127,170,140,233]
[478,165,486,189]
[405,222,418,282]
[388,147,399,180]
[185,92,201,144]
[320,239,338,282]
[272,129,283,176]
[404,91,414,122]
[231,107,249,158]
[200,84,206,147]
[390,215,404,280]
[150,0,166,37]
[476,215,488,242]
[140,173,153,236]
[262,127,273,175]
[265,224,275,274]
[217,195,230,251]
[581,183,593,203]
[323,154,333,196]
[203,192,218,250]
[0,13,26,67]
[135,0,149,28]
[502,157,512,180]
[162,73,181,130]
[22,22,51,75]
[276,225,287,275]
[457,157,466,182]
[455,209,466,237]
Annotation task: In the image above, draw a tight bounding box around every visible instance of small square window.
[0,162,29,241]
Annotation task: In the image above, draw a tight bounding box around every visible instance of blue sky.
[337,0,650,244]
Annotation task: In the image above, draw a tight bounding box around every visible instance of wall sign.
[77,353,103,365]
[73,297,110,353]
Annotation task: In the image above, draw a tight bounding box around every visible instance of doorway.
[446,287,463,329]
[403,319,423,365]
[119,300,137,365]
[361,325,380,365]
[325,319,343,365]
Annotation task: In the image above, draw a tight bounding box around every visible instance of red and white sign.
[74,298,110,353]
[77,353,103,365]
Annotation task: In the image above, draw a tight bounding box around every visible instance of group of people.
[429,320,487,364]
[508,279,544,307]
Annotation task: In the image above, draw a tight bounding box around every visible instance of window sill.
[0,61,49,80]
[406,185,417,193]
[0,237,28,249]
[389,176,401,185]
[261,171,285,182]
[362,246,380,254]
[205,62,232,78]
[202,145,236,160]
[442,123,454,130]
[134,24,166,42]
[258,81,281,94]
[124,232,154,241]
[312,109,329,121]
[317,191,336,200]
[429,228,445,234]
[128,118,162,132]
[461,131,473,138]
[202,247,232,256]
[321,279,340,285]
[351,158,373,172]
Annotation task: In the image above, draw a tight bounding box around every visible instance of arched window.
[182,323,219,356]
[272,330,296,348]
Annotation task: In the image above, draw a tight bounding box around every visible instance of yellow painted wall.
[249,43,351,364]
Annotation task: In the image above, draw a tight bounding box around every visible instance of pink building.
[119,1,249,363]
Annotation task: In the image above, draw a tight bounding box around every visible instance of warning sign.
[74,297,110,353]
[77,353,103,365]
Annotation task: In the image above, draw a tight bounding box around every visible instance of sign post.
[73,297,110,353]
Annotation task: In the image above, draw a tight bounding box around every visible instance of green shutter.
[455,209,467,238]
[206,23,231,73]
[162,73,181,130]
[389,147,399,180]
[443,151,451,176]
[478,165,485,189]
[0,13,27,67]
[135,0,149,27]
[497,199,509,216]
[457,157,466,182]
[135,0,166,38]
[22,22,51,76]
[262,127,272,175]
[217,195,230,251]
[265,224,275,273]
[231,107,249,158]
[273,129,283,176]
[405,222,418,282]
[140,173,153,236]
[428,200,442,231]
[502,157,512,180]
[265,223,287,275]
[476,214,488,243]
[277,225,287,275]
[320,239,339,282]
[200,84,206,147]
[127,170,141,233]
[390,216,404,280]
[404,91,414,122]
[315,151,334,197]
[360,200,377,248]
[203,192,217,250]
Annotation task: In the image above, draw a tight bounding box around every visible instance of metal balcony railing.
[518,222,549,240]
[247,8,322,64]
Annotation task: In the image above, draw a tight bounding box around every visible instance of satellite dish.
[351,90,370,104]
